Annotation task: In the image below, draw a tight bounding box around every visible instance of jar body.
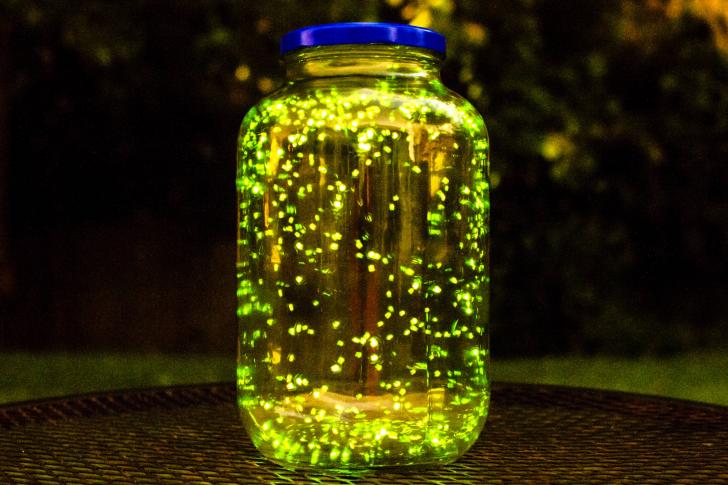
[236,45,490,469]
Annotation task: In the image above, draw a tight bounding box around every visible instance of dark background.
[1,0,726,357]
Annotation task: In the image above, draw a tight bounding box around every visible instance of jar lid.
[280,22,446,56]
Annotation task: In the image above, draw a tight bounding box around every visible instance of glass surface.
[236,44,490,469]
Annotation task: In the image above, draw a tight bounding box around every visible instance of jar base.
[240,387,488,469]
[263,452,463,473]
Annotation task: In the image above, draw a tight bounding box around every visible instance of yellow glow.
[463,22,487,45]
[235,64,251,81]
[409,9,432,28]
[257,77,274,93]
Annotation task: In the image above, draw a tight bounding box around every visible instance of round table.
[1,383,726,483]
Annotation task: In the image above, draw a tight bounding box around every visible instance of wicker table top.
[1,383,726,484]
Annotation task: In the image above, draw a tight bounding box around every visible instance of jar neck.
[283,45,443,81]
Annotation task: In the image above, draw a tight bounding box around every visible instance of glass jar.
[236,23,490,469]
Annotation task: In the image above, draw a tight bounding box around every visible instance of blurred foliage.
[1,0,727,355]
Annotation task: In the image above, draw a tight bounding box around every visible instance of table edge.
[1,380,725,412]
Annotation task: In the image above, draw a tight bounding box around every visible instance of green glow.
[236,44,490,469]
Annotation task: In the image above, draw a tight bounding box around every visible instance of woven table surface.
[1,383,726,484]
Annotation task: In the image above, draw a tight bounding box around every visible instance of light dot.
[256,77,274,92]
[235,64,255,82]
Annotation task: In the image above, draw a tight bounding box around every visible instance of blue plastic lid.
[280,22,446,56]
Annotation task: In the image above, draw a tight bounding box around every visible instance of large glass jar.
[236,23,490,469]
